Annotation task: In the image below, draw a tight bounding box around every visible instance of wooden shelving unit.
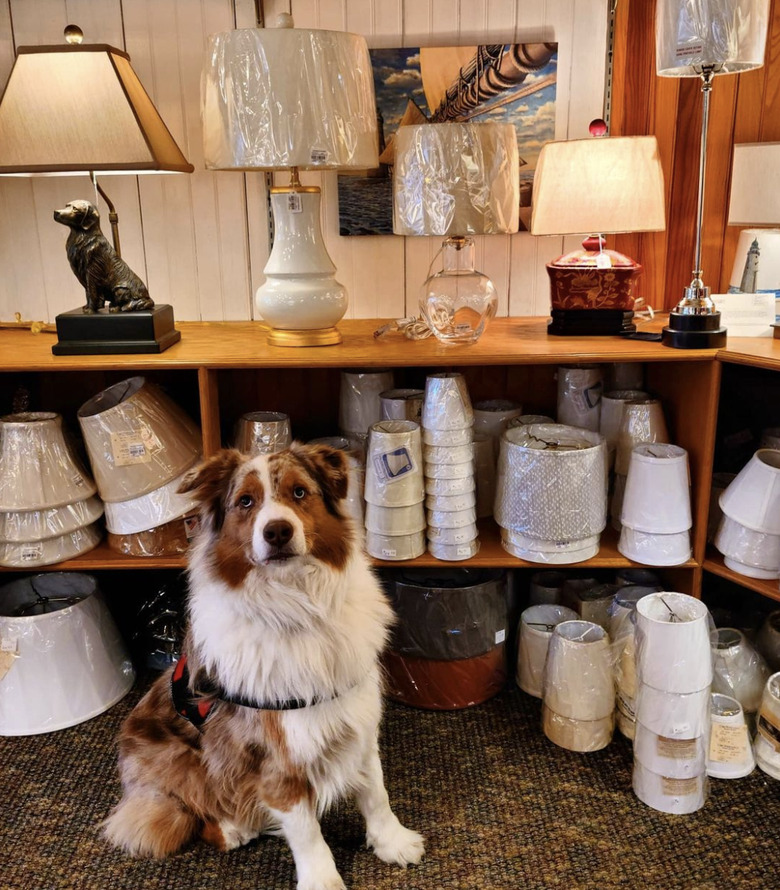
[0,316,744,604]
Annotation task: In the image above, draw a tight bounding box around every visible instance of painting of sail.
[337,43,558,236]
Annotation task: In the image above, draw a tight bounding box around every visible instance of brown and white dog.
[103,444,424,890]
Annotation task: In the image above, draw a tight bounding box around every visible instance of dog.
[53,200,154,314]
[103,444,424,889]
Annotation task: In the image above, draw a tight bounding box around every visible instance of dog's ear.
[177,449,246,528]
[295,444,350,504]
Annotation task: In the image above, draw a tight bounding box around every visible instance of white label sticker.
[287,193,303,213]
[20,544,43,562]
[110,430,153,467]
[676,43,703,59]
[1,629,19,652]
[310,148,328,164]
[381,548,397,558]
[495,629,506,644]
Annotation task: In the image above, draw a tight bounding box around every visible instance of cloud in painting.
[384,69,422,89]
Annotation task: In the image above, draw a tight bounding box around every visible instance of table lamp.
[727,143,780,298]
[392,122,520,345]
[530,128,666,336]
[0,25,194,355]
[656,0,770,348]
[202,14,378,347]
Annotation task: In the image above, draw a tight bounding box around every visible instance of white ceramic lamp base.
[257,189,347,347]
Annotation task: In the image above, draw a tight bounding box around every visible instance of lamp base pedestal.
[266,326,342,347]
[547,309,636,336]
[661,310,727,349]
[52,304,180,355]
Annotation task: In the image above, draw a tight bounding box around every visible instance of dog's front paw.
[368,820,425,867]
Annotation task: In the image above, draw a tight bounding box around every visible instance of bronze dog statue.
[54,200,154,314]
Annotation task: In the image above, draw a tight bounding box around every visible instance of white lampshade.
[393,122,520,237]
[728,229,780,293]
[530,135,666,237]
[719,450,780,535]
[202,24,378,171]
[728,143,780,227]
[656,0,770,76]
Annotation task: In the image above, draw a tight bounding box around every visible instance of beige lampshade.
[202,23,378,171]
[728,143,780,226]
[0,44,193,174]
[393,122,520,236]
[530,135,666,237]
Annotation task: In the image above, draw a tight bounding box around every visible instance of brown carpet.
[1,679,778,890]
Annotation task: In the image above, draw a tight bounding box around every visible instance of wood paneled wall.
[612,0,780,311]
[0,0,608,324]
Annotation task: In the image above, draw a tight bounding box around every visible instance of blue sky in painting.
[370,45,558,180]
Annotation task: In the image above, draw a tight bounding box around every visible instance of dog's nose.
[263,520,293,548]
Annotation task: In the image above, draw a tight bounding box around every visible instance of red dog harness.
[170,653,333,731]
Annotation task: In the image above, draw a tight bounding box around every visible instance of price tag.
[661,776,699,796]
[495,629,506,645]
[20,543,43,562]
[656,736,699,759]
[708,722,750,765]
[310,148,328,164]
[287,193,303,213]
[110,430,153,466]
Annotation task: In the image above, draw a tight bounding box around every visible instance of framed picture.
[338,43,558,236]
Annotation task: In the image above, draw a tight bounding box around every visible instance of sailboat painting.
[338,43,558,236]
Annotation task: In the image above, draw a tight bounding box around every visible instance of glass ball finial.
[64,24,83,45]
[589,118,608,137]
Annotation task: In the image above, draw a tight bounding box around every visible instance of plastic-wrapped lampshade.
[656,0,770,76]
[393,122,520,237]
[202,24,378,171]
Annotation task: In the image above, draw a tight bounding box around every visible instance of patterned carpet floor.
[1,680,779,890]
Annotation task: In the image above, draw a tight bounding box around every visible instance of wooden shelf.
[718,337,780,372]
[703,549,780,604]
[0,543,187,573]
[0,316,719,372]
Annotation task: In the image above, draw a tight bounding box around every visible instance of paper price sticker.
[20,544,43,562]
[0,650,17,683]
[381,548,397,558]
[757,710,780,753]
[708,722,750,765]
[495,629,506,645]
[310,148,328,164]
[110,430,153,467]
[287,193,303,214]
[661,776,699,797]
[656,735,699,760]
[1,629,19,653]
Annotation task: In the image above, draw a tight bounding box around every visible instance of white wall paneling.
[0,0,609,323]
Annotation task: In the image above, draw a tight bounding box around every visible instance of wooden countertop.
[0,316,721,372]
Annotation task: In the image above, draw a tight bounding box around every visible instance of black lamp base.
[547,309,636,336]
[661,310,727,349]
[52,304,181,355]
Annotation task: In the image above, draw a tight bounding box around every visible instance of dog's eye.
[293,486,307,500]
[238,494,253,509]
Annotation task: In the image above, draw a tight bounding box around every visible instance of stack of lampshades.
[383,569,508,709]
[77,378,202,557]
[363,419,425,560]
[633,592,713,814]
[0,412,102,567]
[422,373,479,561]
[714,449,780,580]
[338,369,394,458]
[495,423,608,563]
[472,400,522,519]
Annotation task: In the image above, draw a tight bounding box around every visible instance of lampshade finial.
[589,119,607,137]
[64,24,83,45]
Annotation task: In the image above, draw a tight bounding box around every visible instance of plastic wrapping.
[719,449,780,534]
[423,426,473,447]
[635,684,711,738]
[365,501,425,536]
[339,370,395,436]
[387,570,506,660]
[423,443,475,465]
[427,524,479,545]
[618,527,692,567]
[556,365,603,432]
[422,372,474,432]
[0,523,101,568]
[383,644,507,710]
[78,377,201,503]
[516,603,578,697]
[365,530,425,561]
[563,580,619,629]
[506,414,555,431]
[542,619,615,752]
[614,399,669,476]
[0,412,96,510]
[103,460,201,535]
[425,475,475,497]
[711,628,771,714]
[425,491,476,513]
[234,411,292,455]
[600,390,650,459]
[0,496,103,543]
[364,421,424,508]
[392,123,520,237]
[635,593,714,694]
[757,611,780,671]
[714,515,780,577]
[473,400,523,444]
[427,539,479,561]
[632,761,707,814]
[426,507,477,530]
[107,515,200,557]
[500,528,600,564]
[634,723,708,777]
[0,573,135,735]
[755,672,780,779]
[656,0,769,76]
[424,460,475,480]
[707,694,755,779]
[202,26,378,171]
[495,423,607,542]
[380,389,424,422]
